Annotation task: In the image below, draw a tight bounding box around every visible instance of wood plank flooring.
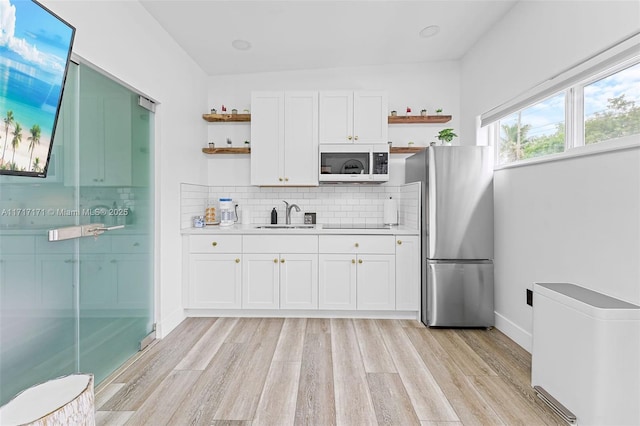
[95,317,565,425]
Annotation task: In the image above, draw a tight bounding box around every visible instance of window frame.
[484,33,640,170]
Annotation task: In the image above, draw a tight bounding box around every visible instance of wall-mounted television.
[0,0,75,178]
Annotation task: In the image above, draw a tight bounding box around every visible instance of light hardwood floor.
[95,317,564,425]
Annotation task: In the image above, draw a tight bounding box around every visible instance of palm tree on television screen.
[11,122,22,170]
[2,110,14,166]
[28,124,41,172]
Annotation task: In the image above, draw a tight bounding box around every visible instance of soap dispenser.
[270,208,277,224]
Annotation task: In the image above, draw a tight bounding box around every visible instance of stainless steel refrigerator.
[406,146,494,327]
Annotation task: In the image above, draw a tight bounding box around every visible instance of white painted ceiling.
[139,1,517,76]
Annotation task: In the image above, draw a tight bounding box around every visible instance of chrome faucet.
[283,200,301,225]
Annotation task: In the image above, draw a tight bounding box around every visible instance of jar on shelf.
[205,200,217,224]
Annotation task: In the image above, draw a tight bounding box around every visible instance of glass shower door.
[76,64,154,385]
[0,62,154,404]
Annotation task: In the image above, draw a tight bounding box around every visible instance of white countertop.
[182,223,419,236]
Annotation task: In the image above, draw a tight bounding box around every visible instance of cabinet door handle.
[397,240,402,245]
[274,258,278,263]
[280,258,285,263]
[133,242,140,247]
[354,135,359,141]
[285,177,289,182]
[347,135,353,140]
[354,242,359,248]
[235,258,240,263]
[358,259,363,264]
[352,259,356,264]
[212,241,217,247]
[279,177,284,182]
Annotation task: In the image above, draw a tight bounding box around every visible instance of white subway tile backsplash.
[180,182,420,230]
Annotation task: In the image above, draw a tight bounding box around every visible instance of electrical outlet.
[526,289,533,306]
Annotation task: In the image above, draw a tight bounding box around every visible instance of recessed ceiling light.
[232,39,252,51]
[419,25,440,38]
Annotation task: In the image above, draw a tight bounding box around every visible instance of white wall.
[41,1,209,337]
[461,1,640,350]
[205,62,461,186]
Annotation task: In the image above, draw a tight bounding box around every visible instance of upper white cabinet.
[319,91,388,144]
[250,91,318,186]
[78,94,132,186]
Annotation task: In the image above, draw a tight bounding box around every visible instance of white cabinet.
[319,91,388,144]
[185,235,242,309]
[250,91,318,186]
[78,93,132,186]
[280,253,319,310]
[183,231,419,315]
[242,235,318,310]
[242,253,280,309]
[318,254,357,310]
[38,254,75,310]
[395,236,420,311]
[1,236,75,311]
[356,254,396,310]
[318,235,396,310]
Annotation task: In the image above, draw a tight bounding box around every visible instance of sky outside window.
[584,62,640,145]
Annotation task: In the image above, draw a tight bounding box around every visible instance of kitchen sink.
[254,225,315,229]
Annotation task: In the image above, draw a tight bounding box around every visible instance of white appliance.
[532,282,640,425]
[319,143,389,183]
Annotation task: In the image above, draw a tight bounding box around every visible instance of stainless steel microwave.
[319,144,389,183]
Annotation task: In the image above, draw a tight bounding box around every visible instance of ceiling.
[139,1,518,76]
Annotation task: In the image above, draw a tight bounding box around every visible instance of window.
[583,62,640,145]
[484,34,640,167]
[497,92,565,164]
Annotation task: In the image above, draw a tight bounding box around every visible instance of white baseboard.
[184,309,419,320]
[494,311,532,353]
[156,308,186,338]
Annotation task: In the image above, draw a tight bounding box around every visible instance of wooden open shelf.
[388,115,451,124]
[202,113,251,122]
[203,147,420,155]
[390,146,425,154]
[202,147,251,154]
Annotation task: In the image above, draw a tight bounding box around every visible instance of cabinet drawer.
[243,235,317,253]
[319,235,395,254]
[1,236,35,254]
[190,235,242,253]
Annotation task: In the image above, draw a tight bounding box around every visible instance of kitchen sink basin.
[254,225,315,229]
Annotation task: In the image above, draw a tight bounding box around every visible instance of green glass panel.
[76,65,154,385]
[0,62,154,404]
[0,64,79,405]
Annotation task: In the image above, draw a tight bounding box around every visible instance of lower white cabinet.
[189,253,242,309]
[242,254,280,309]
[395,236,421,311]
[318,254,395,310]
[243,253,318,309]
[318,254,357,310]
[242,235,318,310]
[184,233,418,314]
[318,235,396,311]
[185,235,243,309]
[356,254,396,310]
[280,253,319,309]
